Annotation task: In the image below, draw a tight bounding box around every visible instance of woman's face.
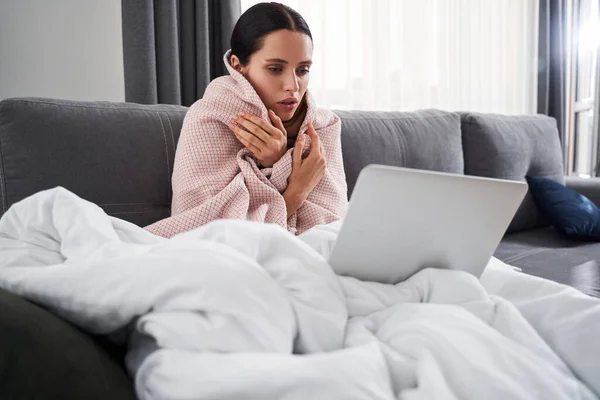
[231,29,313,122]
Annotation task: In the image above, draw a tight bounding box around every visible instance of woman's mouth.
[277,98,298,111]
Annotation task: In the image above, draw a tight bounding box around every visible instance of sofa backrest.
[0,98,187,227]
[460,112,564,233]
[336,109,463,195]
[0,97,563,234]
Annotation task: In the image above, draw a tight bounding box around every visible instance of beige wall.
[0,0,125,102]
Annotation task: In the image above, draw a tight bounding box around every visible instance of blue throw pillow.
[526,176,600,240]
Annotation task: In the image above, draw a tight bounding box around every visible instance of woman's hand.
[229,110,287,168]
[283,123,327,216]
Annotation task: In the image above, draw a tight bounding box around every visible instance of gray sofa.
[0,97,599,398]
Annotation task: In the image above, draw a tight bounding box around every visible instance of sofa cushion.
[0,98,187,227]
[527,175,600,240]
[0,288,135,399]
[336,109,463,197]
[461,113,564,233]
[496,227,600,297]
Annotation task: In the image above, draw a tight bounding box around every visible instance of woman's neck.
[283,97,307,145]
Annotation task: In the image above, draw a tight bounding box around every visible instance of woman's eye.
[268,67,282,73]
[297,69,310,76]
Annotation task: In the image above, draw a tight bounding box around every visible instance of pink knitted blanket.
[145,53,348,238]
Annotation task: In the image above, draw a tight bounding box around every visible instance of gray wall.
[0,0,125,102]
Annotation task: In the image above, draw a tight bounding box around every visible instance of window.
[240,0,539,114]
[570,0,599,177]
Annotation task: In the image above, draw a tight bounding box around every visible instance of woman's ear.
[230,54,243,73]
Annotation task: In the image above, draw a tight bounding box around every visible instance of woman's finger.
[230,123,263,155]
[230,122,265,149]
[234,115,271,143]
[268,110,287,138]
[306,123,321,157]
[293,134,304,169]
[239,112,281,138]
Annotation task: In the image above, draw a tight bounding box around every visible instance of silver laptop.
[328,165,528,284]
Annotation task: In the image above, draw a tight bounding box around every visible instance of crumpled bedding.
[0,187,598,399]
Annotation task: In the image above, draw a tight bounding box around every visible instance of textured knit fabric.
[145,51,348,238]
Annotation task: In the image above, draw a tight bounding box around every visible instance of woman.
[145,2,348,238]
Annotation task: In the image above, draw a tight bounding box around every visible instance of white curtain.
[240,0,539,115]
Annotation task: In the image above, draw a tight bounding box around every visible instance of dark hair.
[230,2,312,66]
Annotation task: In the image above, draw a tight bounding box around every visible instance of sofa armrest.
[565,176,600,207]
[0,288,135,399]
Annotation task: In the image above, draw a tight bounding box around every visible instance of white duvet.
[0,187,599,400]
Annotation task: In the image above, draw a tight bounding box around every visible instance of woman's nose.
[284,72,300,92]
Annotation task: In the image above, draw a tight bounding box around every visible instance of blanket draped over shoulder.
[145,51,349,238]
